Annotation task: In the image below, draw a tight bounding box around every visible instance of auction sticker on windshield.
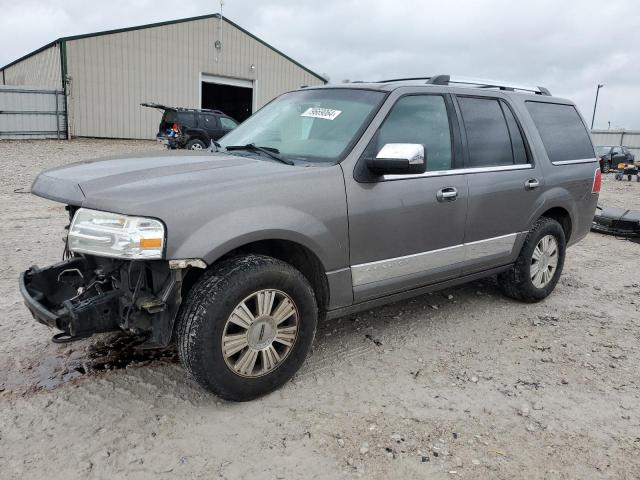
[301,107,342,120]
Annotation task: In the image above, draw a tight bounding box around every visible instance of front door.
[345,94,469,303]
[455,95,545,274]
[611,146,626,167]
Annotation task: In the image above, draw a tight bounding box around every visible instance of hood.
[31,150,304,212]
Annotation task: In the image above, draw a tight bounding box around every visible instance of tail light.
[592,167,602,193]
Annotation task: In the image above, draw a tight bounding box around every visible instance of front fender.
[170,205,347,270]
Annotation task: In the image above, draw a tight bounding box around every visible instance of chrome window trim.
[551,157,598,166]
[351,232,521,286]
[382,163,532,180]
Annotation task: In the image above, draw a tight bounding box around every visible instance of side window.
[612,146,623,155]
[220,117,238,130]
[199,114,216,129]
[178,112,195,126]
[457,97,514,167]
[525,102,595,162]
[376,95,452,171]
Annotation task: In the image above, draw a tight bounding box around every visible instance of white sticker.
[301,107,342,120]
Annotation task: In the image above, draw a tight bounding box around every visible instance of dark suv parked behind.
[142,103,239,150]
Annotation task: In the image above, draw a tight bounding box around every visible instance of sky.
[1,0,638,129]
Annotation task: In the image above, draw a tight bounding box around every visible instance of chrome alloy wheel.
[190,143,204,150]
[222,289,299,378]
[530,234,559,288]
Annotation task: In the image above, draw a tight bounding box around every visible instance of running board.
[324,264,512,320]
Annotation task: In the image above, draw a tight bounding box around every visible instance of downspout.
[1,69,5,85]
[59,40,70,139]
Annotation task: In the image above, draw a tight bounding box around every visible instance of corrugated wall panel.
[65,17,324,139]
[2,45,62,89]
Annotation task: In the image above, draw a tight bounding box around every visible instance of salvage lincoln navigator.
[20,75,600,400]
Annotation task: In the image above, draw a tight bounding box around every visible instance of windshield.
[596,146,612,155]
[219,88,386,164]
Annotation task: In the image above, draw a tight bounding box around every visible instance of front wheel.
[176,255,317,401]
[498,217,566,302]
[601,161,610,173]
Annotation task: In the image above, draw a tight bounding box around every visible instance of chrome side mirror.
[368,143,426,175]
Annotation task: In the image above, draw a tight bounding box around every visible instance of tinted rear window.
[525,102,595,162]
[177,112,196,125]
[162,110,177,123]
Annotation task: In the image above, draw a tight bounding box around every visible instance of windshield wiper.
[225,143,294,165]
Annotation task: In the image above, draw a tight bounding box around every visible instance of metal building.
[0,14,326,139]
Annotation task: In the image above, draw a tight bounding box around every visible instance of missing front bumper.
[20,256,183,347]
[20,257,122,338]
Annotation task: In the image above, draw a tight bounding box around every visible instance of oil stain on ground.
[1,333,178,394]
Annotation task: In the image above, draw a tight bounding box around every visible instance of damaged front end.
[19,206,192,348]
[20,256,184,347]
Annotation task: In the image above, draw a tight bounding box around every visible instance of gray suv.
[20,75,600,400]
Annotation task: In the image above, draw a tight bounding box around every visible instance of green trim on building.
[60,40,67,90]
[0,14,326,83]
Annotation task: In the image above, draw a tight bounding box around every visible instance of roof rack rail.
[378,77,434,83]
[378,75,550,95]
[427,75,551,95]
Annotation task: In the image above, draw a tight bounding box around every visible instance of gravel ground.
[0,139,639,479]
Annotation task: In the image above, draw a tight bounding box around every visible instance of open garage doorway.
[201,74,253,122]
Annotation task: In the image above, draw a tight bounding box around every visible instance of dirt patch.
[1,139,639,479]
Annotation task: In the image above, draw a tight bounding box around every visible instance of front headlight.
[68,208,165,259]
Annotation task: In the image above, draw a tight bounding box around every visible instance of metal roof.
[0,13,326,83]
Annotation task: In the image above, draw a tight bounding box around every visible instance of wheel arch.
[182,238,330,312]
[538,206,572,242]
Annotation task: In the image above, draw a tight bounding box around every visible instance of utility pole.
[590,84,604,129]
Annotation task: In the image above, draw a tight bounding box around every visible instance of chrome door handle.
[437,187,458,202]
[525,178,540,190]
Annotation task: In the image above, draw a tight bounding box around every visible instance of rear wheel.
[186,138,207,150]
[176,255,317,401]
[498,217,566,302]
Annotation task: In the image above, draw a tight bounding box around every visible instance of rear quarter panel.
[509,95,599,245]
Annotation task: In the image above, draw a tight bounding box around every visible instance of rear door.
[198,113,220,140]
[455,95,544,275]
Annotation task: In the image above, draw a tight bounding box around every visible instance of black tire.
[176,254,317,401]
[497,217,566,303]
[186,138,207,150]
[601,160,610,173]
